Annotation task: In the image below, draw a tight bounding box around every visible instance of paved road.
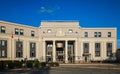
[0,68,120,74]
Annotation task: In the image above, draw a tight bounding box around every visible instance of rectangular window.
[30,42,36,57]
[15,28,19,35]
[20,29,24,35]
[108,32,111,37]
[94,32,97,37]
[16,41,23,58]
[95,43,101,57]
[106,43,112,57]
[31,31,35,37]
[1,26,6,33]
[94,32,101,37]
[83,43,89,53]
[1,40,5,46]
[98,32,101,37]
[0,40,7,58]
[84,32,88,37]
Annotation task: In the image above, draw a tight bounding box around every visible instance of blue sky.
[0,0,120,48]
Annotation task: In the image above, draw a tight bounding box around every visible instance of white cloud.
[39,5,60,13]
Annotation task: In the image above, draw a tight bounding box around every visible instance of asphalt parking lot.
[0,67,120,74]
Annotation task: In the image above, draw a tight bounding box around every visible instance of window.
[47,29,52,33]
[1,40,5,46]
[84,32,88,37]
[15,28,19,35]
[1,26,6,33]
[31,31,35,37]
[108,32,111,37]
[95,43,101,57]
[98,32,101,37]
[16,41,23,58]
[30,42,36,57]
[94,32,97,37]
[68,29,73,33]
[83,43,89,53]
[20,29,24,35]
[0,40,7,58]
[94,32,101,37]
[106,43,112,57]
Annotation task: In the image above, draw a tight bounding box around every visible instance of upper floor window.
[1,26,6,33]
[94,32,97,37]
[68,29,73,33]
[98,32,101,37]
[15,28,19,35]
[31,31,35,37]
[94,32,101,37]
[108,32,111,37]
[47,29,52,33]
[84,32,88,37]
[20,29,24,35]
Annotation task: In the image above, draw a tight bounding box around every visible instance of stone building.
[0,20,117,63]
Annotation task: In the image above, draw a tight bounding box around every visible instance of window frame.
[31,31,35,37]
[84,32,88,37]
[108,32,111,37]
[106,43,112,57]
[16,41,23,58]
[95,43,101,57]
[20,29,24,35]
[30,42,36,57]
[15,28,19,35]
[83,43,89,53]
[0,40,7,58]
[1,26,6,33]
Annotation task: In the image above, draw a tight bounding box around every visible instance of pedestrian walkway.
[59,63,120,70]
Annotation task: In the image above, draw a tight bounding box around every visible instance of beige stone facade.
[0,20,117,63]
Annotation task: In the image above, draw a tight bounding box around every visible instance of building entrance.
[56,41,65,63]
[45,40,75,63]
[46,41,53,63]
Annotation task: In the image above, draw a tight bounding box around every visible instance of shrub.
[26,60,34,68]
[34,60,40,68]
[49,62,59,67]
[40,62,46,68]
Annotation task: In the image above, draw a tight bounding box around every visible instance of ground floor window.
[16,41,23,58]
[83,43,89,53]
[30,42,36,57]
[0,40,7,58]
[95,43,101,57]
[107,43,112,57]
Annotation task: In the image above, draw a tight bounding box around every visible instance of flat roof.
[41,20,79,22]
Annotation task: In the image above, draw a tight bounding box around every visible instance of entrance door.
[56,41,65,63]
[85,56,87,62]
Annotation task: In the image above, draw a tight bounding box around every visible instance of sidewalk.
[59,63,120,70]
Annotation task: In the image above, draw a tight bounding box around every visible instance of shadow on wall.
[116,49,120,63]
[103,49,120,63]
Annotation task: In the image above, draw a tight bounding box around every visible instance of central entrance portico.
[43,38,77,63]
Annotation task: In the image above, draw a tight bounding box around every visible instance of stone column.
[43,40,46,62]
[75,40,78,63]
[53,40,56,62]
[65,40,68,63]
